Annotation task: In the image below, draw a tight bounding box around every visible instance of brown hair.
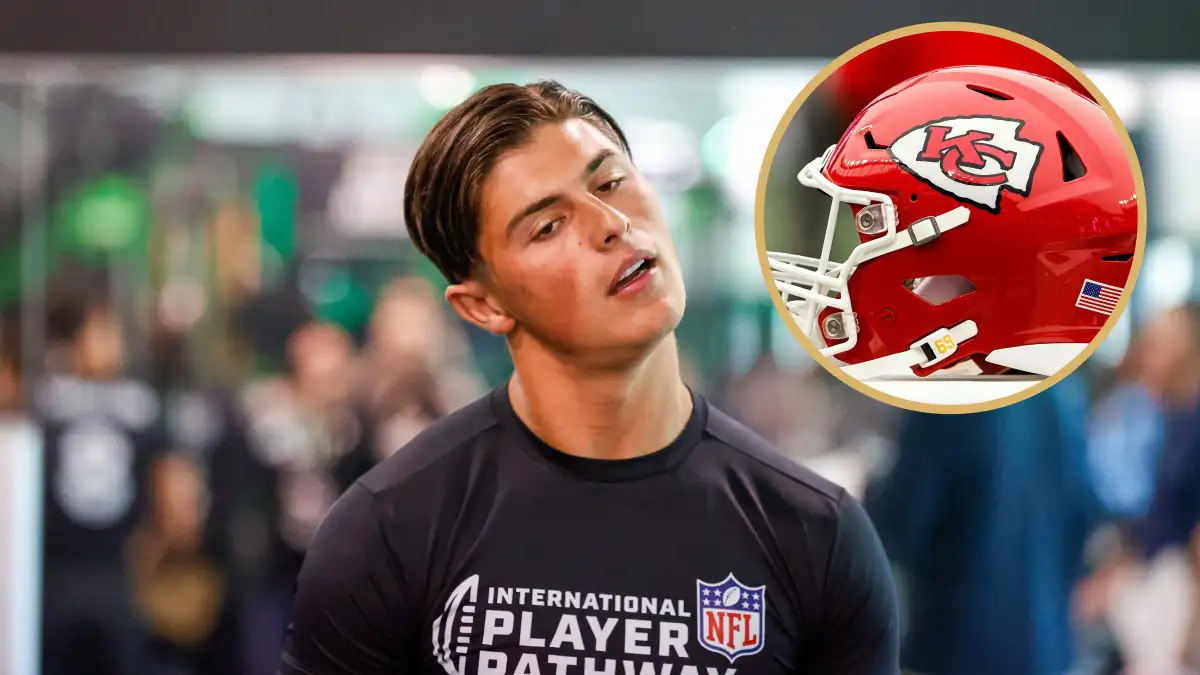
[403,80,633,285]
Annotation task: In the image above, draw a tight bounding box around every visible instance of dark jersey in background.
[35,374,167,675]
[36,374,167,569]
[281,386,900,675]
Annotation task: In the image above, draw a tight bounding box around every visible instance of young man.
[280,81,900,675]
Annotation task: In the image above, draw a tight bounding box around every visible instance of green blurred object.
[476,348,514,389]
[58,174,150,255]
[253,161,300,284]
[0,172,149,307]
[674,296,734,383]
[311,270,375,337]
[685,180,722,236]
[701,117,732,177]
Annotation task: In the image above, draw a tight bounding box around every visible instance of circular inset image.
[756,22,1146,413]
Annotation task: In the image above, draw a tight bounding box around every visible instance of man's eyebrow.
[582,149,616,179]
[506,194,563,236]
[505,149,619,236]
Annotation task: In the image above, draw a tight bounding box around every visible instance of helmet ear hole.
[1058,131,1088,182]
[904,275,977,306]
[863,130,889,150]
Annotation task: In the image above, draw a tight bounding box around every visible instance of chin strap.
[840,320,980,381]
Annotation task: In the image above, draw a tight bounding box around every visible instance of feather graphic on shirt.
[433,574,480,675]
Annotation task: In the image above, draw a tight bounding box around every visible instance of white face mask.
[767,145,971,359]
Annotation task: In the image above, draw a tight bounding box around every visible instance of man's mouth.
[609,253,658,295]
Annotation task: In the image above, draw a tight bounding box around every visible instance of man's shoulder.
[356,389,504,496]
[700,400,846,508]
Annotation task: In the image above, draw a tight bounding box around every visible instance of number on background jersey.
[54,421,136,528]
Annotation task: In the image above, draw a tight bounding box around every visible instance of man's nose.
[585,197,632,248]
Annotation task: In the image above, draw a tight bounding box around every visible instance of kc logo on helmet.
[696,574,766,663]
[889,115,1045,213]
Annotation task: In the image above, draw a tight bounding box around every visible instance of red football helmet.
[767,65,1138,380]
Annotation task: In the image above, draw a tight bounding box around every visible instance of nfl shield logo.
[696,573,766,662]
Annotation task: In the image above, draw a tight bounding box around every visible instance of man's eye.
[596,177,626,193]
[533,218,563,241]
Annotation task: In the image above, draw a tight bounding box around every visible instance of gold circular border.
[754,20,1148,415]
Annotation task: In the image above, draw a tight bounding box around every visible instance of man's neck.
[508,334,694,461]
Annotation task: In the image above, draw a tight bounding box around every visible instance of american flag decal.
[1075,279,1123,316]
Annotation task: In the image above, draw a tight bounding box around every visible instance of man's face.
[473,119,686,363]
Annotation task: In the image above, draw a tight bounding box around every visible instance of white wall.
[0,417,41,675]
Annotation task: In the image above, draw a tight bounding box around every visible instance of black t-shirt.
[36,375,167,569]
[164,386,263,567]
[280,385,900,675]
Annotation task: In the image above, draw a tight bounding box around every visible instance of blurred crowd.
[0,270,496,675]
[861,302,1200,675]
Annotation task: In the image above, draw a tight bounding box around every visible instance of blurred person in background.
[864,373,1102,675]
[1072,305,1185,674]
[34,287,188,675]
[1140,302,1200,672]
[1080,302,1200,673]
[721,355,899,502]
[1085,307,1184,523]
[240,319,378,675]
[724,352,836,456]
[130,451,221,675]
[363,275,486,416]
[133,324,253,675]
[369,357,447,460]
[279,320,379,496]
[281,80,900,675]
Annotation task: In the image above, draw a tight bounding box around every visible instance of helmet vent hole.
[1102,253,1133,263]
[904,275,977,306]
[1058,131,1088,182]
[966,84,1013,101]
[863,130,889,150]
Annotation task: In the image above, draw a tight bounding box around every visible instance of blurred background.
[0,30,1197,675]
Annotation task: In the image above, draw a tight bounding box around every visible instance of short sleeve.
[278,483,414,675]
[810,492,901,675]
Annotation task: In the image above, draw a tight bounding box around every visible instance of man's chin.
[514,301,683,365]
[587,316,680,366]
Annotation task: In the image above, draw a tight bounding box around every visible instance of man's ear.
[445,280,516,336]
